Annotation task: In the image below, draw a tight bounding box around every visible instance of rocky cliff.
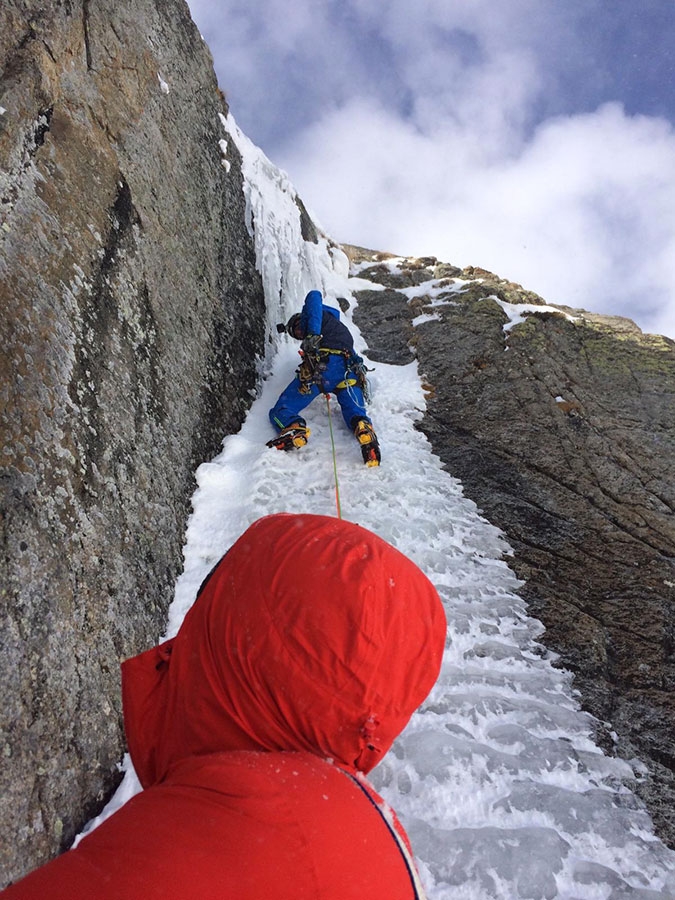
[1,0,264,884]
[348,246,675,847]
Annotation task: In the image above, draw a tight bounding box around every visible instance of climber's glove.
[301,334,322,355]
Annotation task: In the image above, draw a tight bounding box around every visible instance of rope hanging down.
[324,393,342,519]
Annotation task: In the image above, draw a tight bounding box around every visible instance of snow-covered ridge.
[82,117,675,899]
[351,256,579,335]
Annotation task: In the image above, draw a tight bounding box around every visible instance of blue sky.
[187,0,675,339]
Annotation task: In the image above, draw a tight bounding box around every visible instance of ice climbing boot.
[266,423,310,451]
[353,419,381,467]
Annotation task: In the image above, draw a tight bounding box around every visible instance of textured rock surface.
[350,247,675,848]
[1,0,264,884]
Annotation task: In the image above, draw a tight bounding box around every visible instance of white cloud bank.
[280,100,675,339]
[189,0,675,339]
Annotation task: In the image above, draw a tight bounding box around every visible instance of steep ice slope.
[84,116,675,898]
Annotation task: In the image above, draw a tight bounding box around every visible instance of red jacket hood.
[122,513,446,787]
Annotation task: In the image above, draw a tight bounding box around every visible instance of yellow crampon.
[353,420,381,467]
[266,424,311,451]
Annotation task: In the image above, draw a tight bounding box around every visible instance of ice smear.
[76,116,675,899]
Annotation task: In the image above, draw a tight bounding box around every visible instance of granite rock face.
[1,0,264,884]
[349,247,675,848]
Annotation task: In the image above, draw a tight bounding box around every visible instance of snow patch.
[489,297,578,332]
[218,138,231,172]
[412,312,442,325]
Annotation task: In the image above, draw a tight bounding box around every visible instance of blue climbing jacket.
[300,291,354,353]
[269,291,372,431]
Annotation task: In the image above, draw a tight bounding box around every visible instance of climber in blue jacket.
[268,290,381,466]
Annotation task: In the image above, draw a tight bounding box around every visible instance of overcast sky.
[187,0,675,339]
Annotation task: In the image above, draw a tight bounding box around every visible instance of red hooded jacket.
[5,513,446,899]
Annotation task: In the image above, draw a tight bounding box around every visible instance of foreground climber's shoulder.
[6,751,425,900]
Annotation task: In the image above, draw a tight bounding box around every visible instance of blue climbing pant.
[269,353,370,432]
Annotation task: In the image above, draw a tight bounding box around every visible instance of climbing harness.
[297,347,373,402]
[344,352,373,403]
[334,376,358,390]
[296,351,326,394]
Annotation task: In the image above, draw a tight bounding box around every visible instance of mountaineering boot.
[353,419,381,467]
[266,423,310,451]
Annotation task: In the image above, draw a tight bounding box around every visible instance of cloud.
[187,0,384,144]
[186,0,675,338]
[279,100,675,338]
[188,0,675,149]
